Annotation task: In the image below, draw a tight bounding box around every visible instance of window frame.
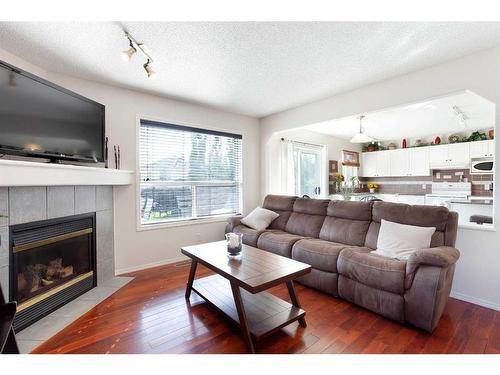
[135,115,244,231]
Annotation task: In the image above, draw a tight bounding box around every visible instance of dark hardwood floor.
[32,261,500,354]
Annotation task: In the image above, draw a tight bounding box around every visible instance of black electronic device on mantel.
[0,60,105,163]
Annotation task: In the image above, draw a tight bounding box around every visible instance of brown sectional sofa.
[226,195,460,332]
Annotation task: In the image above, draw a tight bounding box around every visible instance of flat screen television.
[0,60,105,163]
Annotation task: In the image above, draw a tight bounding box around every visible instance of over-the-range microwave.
[470,157,494,174]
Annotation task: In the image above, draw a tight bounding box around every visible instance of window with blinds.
[139,119,243,225]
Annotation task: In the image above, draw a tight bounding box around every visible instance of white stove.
[425,182,471,208]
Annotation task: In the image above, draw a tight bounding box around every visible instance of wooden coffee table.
[181,241,311,353]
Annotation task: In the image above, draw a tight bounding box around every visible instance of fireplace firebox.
[9,213,97,331]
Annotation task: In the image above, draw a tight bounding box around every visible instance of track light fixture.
[143,59,156,79]
[452,105,467,128]
[121,39,137,62]
[121,31,156,79]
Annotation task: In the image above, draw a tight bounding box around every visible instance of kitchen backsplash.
[359,168,493,196]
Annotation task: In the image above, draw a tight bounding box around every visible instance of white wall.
[260,47,500,311]
[267,128,361,196]
[0,47,261,274]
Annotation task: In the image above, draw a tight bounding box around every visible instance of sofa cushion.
[365,202,450,249]
[285,198,329,237]
[337,248,406,295]
[262,195,297,230]
[257,230,306,257]
[319,201,373,246]
[232,225,264,248]
[372,219,436,260]
[240,206,279,231]
[292,238,354,273]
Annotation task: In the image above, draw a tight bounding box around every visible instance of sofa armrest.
[225,215,244,233]
[404,247,459,332]
[405,246,460,289]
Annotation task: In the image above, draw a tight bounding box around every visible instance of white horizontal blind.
[139,120,242,225]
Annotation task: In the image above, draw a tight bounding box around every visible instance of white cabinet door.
[409,147,430,176]
[389,149,410,176]
[469,140,489,158]
[447,143,470,167]
[376,151,391,176]
[487,140,495,157]
[429,144,448,166]
[361,152,378,177]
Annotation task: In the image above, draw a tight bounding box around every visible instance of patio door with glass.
[293,144,323,198]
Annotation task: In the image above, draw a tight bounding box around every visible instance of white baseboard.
[115,255,189,275]
[450,290,500,312]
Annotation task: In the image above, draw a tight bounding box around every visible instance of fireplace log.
[46,258,63,281]
[41,279,54,287]
[60,266,74,278]
[24,264,47,293]
[17,273,28,292]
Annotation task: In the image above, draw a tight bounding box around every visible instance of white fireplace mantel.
[0,159,134,186]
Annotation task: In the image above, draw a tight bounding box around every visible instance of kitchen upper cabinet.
[447,143,470,166]
[409,147,431,176]
[388,147,430,177]
[389,149,410,176]
[470,140,495,158]
[488,140,495,157]
[469,140,489,158]
[429,143,470,168]
[361,152,378,177]
[429,144,448,166]
[377,151,391,176]
[361,151,389,177]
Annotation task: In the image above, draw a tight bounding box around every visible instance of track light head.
[8,71,17,88]
[143,59,156,79]
[122,31,157,78]
[121,39,137,62]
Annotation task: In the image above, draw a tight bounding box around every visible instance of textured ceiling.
[304,91,496,141]
[1,22,500,118]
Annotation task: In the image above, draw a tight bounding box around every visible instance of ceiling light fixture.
[350,115,373,143]
[121,31,157,79]
[8,71,17,88]
[121,39,137,62]
[143,59,156,79]
[452,106,467,128]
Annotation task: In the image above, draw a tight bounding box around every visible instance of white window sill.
[136,214,238,232]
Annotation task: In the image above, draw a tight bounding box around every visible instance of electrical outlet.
[422,184,427,189]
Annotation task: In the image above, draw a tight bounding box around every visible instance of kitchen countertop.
[451,200,493,205]
[450,196,494,205]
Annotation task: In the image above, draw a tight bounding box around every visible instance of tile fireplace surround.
[0,185,115,303]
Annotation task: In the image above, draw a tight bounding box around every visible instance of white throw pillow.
[240,207,279,231]
[372,219,436,260]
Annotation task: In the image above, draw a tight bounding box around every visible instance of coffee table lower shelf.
[191,274,305,341]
